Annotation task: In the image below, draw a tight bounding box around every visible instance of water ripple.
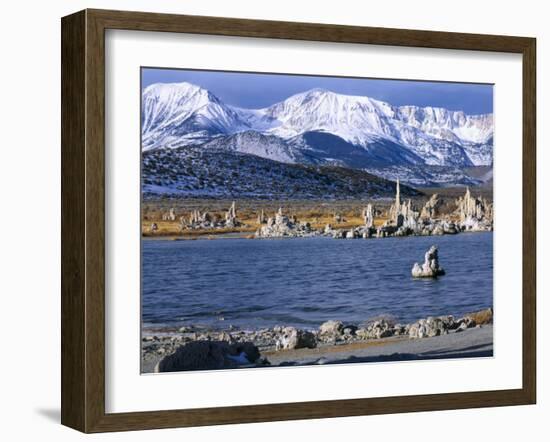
[142,233,493,330]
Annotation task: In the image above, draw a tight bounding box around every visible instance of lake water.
[142,233,493,331]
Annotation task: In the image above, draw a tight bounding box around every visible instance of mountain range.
[141,81,493,192]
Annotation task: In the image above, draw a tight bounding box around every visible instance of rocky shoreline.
[142,308,493,373]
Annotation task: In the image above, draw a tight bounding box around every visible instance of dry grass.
[142,199,394,237]
[141,192,491,237]
[465,308,493,325]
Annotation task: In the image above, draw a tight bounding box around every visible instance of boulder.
[356,319,394,340]
[408,319,427,338]
[424,317,449,337]
[342,324,358,335]
[455,317,477,331]
[275,327,317,350]
[408,315,456,338]
[319,320,344,339]
[156,340,260,372]
[392,324,407,336]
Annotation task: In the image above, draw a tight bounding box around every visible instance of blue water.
[142,233,493,330]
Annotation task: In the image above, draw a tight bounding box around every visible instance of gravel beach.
[141,318,493,373]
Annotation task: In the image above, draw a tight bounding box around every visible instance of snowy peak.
[141,81,493,168]
[142,82,216,132]
[396,106,493,144]
[142,82,250,150]
[263,87,492,150]
[263,89,396,144]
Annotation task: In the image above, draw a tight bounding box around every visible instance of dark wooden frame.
[61,8,536,433]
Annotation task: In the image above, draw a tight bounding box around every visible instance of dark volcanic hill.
[142,147,420,200]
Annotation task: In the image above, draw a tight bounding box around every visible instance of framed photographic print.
[61,9,536,433]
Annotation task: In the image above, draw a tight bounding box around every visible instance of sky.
[141,67,493,115]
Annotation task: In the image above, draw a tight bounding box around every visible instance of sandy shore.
[265,325,493,367]
[142,324,492,373]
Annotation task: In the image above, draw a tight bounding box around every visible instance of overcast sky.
[142,67,493,115]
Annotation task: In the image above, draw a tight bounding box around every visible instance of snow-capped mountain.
[141,82,493,185]
[260,88,493,167]
[262,88,396,145]
[142,82,251,149]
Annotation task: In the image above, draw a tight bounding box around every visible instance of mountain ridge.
[141,81,493,188]
[142,146,422,200]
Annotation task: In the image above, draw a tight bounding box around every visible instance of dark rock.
[156,340,261,372]
[343,325,358,335]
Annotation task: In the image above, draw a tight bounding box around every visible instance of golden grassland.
[142,199,396,237]
[141,186,494,238]
[142,216,390,238]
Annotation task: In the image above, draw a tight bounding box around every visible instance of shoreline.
[265,326,493,367]
[142,308,493,373]
[142,229,492,241]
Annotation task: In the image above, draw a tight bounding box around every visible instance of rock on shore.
[155,340,263,372]
[275,326,317,350]
[143,308,493,372]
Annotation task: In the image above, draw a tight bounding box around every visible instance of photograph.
[140,68,495,374]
